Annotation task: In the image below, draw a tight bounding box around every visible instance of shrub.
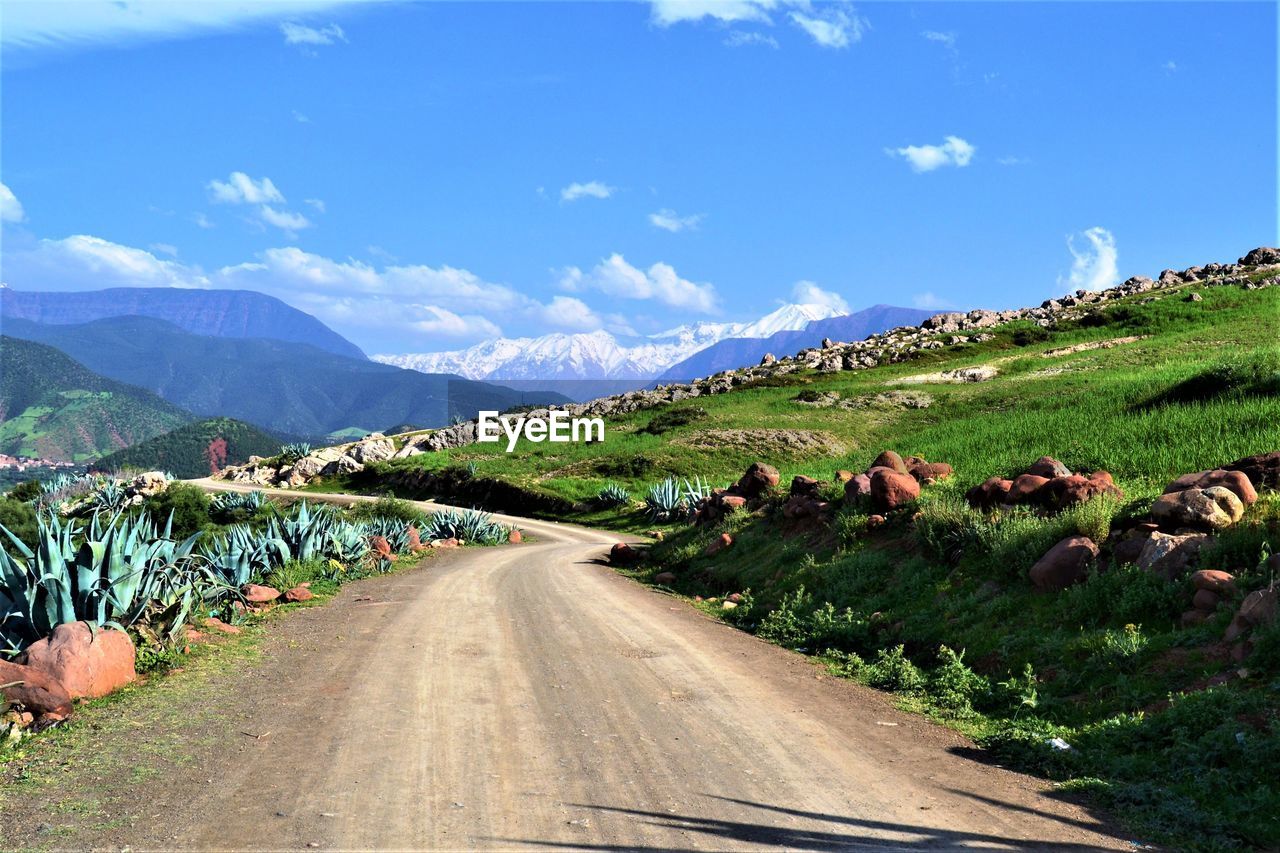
[929,646,988,717]
[1143,350,1280,408]
[865,645,926,694]
[347,495,422,524]
[144,483,212,539]
[756,587,815,648]
[640,406,707,435]
[1012,326,1051,347]
[5,480,41,503]
[1057,564,1184,628]
[594,455,655,478]
[0,498,39,550]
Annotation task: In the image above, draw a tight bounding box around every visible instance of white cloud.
[292,110,311,123]
[922,30,956,49]
[256,206,312,234]
[997,155,1028,166]
[409,306,502,339]
[1163,60,1177,73]
[724,30,779,49]
[2,2,358,53]
[208,172,285,205]
[280,21,347,46]
[649,0,775,26]
[791,280,849,312]
[149,243,179,257]
[649,209,704,232]
[1059,227,1119,293]
[192,212,215,229]
[788,6,865,49]
[0,182,26,223]
[560,253,719,313]
[888,135,975,172]
[538,296,603,331]
[912,292,953,310]
[560,181,615,202]
[3,234,210,290]
[304,198,326,213]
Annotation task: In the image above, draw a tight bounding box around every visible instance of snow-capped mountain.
[374,303,843,381]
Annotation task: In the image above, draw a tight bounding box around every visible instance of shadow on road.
[488,795,1128,851]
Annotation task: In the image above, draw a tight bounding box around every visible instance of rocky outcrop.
[965,458,1121,512]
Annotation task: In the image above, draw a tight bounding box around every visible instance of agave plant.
[682,476,711,507]
[594,483,631,508]
[645,477,688,522]
[364,517,416,554]
[92,479,130,513]
[202,523,290,587]
[279,442,313,463]
[423,508,511,545]
[210,490,266,513]
[36,473,97,510]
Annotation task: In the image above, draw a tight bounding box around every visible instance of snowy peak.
[373,302,849,381]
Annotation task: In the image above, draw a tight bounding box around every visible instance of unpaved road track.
[7,482,1131,851]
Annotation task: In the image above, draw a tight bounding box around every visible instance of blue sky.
[1,1,1275,353]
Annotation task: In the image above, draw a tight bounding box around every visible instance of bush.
[143,483,212,539]
[640,406,707,435]
[0,497,39,550]
[929,646,989,718]
[347,495,423,524]
[5,480,41,503]
[865,645,926,694]
[1012,326,1051,347]
[1143,350,1280,408]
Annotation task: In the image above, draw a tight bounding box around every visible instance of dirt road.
[6,482,1131,850]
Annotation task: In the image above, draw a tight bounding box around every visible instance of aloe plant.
[645,477,688,522]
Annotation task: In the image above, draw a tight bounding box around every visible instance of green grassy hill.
[93,417,291,478]
[358,274,1280,849]
[0,336,192,463]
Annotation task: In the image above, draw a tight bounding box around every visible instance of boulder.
[843,473,873,504]
[242,584,281,604]
[1223,451,1280,491]
[736,462,780,499]
[431,537,460,549]
[289,455,325,481]
[720,495,747,512]
[203,617,241,635]
[127,471,169,497]
[966,477,1013,510]
[320,454,364,477]
[906,460,952,482]
[1151,487,1244,531]
[508,529,523,544]
[1191,589,1220,612]
[654,571,677,584]
[1164,469,1257,506]
[350,438,396,465]
[369,535,393,558]
[0,659,74,720]
[833,470,856,483]
[1238,588,1278,628]
[1008,474,1050,504]
[1191,570,1236,596]
[284,586,315,603]
[705,533,733,556]
[869,468,920,512]
[1029,536,1098,591]
[1239,247,1280,266]
[870,451,908,475]
[1137,531,1207,579]
[1038,473,1122,510]
[609,543,642,565]
[1027,456,1071,479]
[790,475,822,497]
[19,622,136,701]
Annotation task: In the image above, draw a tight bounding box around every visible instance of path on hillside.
[10,481,1130,850]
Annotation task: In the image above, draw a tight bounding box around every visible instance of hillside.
[658,304,933,381]
[0,287,366,360]
[344,251,1280,849]
[0,336,192,462]
[3,316,570,438]
[92,417,289,478]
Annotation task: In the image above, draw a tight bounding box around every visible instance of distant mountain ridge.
[0,287,366,360]
[658,304,935,381]
[3,316,569,438]
[94,417,290,479]
[376,303,844,381]
[0,336,192,463]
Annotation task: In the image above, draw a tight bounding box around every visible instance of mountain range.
[1,287,366,360]
[3,315,567,439]
[658,305,934,381]
[375,303,845,384]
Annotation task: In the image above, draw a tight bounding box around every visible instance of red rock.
[284,586,314,603]
[1224,612,1250,643]
[1112,536,1148,565]
[203,617,241,636]
[736,462,780,498]
[406,526,422,550]
[609,543,642,565]
[1028,536,1098,591]
[843,473,872,504]
[0,659,74,720]
[1180,609,1208,628]
[869,468,920,512]
[727,592,743,603]
[965,477,1013,510]
[1191,589,1220,612]
[1191,570,1236,596]
[19,622,136,701]
[790,475,821,497]
[720,495,747,511]
[1008,474,1050,504]
[1027,456,1071,479]
[431,537,459,549]
[1239,588,1278,627]
[243,584,281,604]
[704,533,733,556]
[654,571,677,584]
[870,450,907,475]
[1224,451,1280,491]
[1039,474,1122,510]
[508,529,523,544]
[867,514,886,528]
[1165,469,1258,506]
[370,535,393,558]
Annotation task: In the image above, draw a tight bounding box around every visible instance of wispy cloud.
[921,30,956,50]
[304,198,327,213]
[0,182,26,223]
[256,206,312,234]
[788,5,865,49]
[651,1,867,49]
[561,180,615,202]
[280,21,347,46]
[292,110,311,123]
[207,171,311,235]
[192,212,215,230]
[149,243,178,257]
[887,135,975,172]
[649,209,704,232]
[724,30,779,49]
[1163,60,1178,74]
[791,280,849,313]
[912,292,953,310]
[560,253,719,313]
[1059,227,1119,293]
